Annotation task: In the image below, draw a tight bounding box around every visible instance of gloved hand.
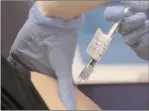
[9,2,83,110]
[29,3,84,110]
[104,1,149,60]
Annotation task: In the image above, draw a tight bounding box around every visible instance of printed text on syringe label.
[87,28,112,61]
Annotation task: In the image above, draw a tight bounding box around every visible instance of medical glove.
[9,3,83,110]
[104,1,149,60]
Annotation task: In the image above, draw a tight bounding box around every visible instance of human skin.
[31,71,101,110]
[37,1,118,20]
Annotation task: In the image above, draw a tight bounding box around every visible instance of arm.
[31,71,101,110]
[37,1,118,20]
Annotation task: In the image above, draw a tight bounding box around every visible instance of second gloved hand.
[104,1,149,60]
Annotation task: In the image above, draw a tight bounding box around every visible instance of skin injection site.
[1,0,149,110]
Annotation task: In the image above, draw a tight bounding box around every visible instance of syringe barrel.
[78,58,96,80]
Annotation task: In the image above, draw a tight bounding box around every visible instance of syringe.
[78,7,129,84]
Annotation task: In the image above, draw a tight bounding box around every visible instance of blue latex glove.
[104,1,149,60]
[8,2,83,110]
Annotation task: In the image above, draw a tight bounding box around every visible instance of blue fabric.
[9,2,83,110]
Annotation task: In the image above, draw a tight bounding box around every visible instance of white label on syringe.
[87,28,112,61]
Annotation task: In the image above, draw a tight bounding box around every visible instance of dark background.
[1,1,149,110]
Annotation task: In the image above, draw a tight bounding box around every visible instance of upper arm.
[36,1,114,20]
[31,72,101,110]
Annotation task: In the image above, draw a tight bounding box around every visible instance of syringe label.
[87,28,112,61]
